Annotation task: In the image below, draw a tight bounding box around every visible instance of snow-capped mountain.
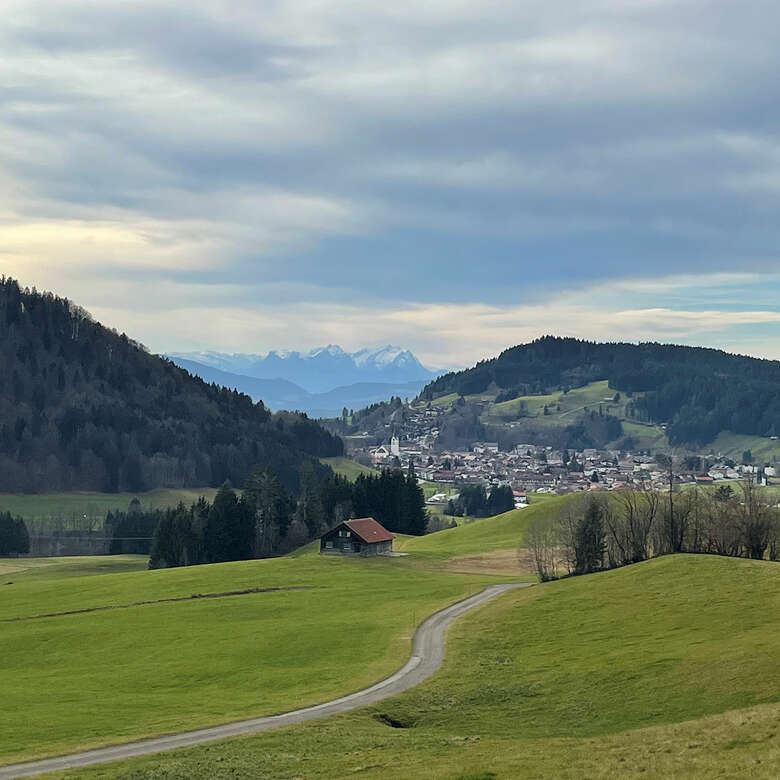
[168,345,439,395]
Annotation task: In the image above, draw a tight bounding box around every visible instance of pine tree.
[574,496,605,574]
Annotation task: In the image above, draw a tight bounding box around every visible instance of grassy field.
[476,379,672,452]
[0,555,147,582]
[319,456,377,480]
[619,420,668,450]
[0,488,219,526]
[429,392,460,408]
[706,431,780,464]
[399,495,563,559]
[484,380,630,422]
[8,491,780,778]
[61,554,780,779]
[0,552,510,766]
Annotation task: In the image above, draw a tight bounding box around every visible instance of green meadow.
[0,555,147,582]
[0,488,219,526]
[62,554,780,779]
[319,456,377,480]
[398,495,562,559]
[0,552,508,766]
[706,431,780,463]
[485,379,626,421]
[4,491,780,778]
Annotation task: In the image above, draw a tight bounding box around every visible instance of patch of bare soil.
[444,548,537,577]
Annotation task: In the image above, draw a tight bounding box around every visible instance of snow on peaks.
[352,345,413,367]
[307,344,348,359]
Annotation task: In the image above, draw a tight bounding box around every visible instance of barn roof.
[344,517,395,543]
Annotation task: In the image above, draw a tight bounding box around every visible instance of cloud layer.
[2,0,779,364]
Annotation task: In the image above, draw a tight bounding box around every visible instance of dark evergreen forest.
[0,278,343,493]
[146,465,428,568]
[421,336,780,446]
[0,511,29,555]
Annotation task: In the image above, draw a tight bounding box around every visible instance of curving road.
[0,583,528,779]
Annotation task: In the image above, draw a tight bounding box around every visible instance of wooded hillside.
[421,336,780,447]
[0,278,343,493]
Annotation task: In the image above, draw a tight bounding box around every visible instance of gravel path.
[0,583,528,779]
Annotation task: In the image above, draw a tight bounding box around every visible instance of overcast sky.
[2,0,780,368]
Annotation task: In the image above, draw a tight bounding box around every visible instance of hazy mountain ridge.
[169,344,438,394]
[170,357,427,418]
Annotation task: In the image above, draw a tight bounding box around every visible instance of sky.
[2,0,780,369]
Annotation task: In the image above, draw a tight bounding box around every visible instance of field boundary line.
[2,585,317,623]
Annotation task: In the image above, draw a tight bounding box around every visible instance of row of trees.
[0,511,30,555]
[445,483,515,518]
[528,482,780,582]
[149,465,429,568]
[351,469,428,535]
[107,499,163,555]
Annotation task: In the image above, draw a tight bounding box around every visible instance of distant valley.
[169,345,441,417]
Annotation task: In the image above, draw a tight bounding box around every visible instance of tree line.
[445,483,515,518]
[0,511,30,556]
[528,482,780,582]
[0,277,343,494]
[147,464,428,568]
[421,336,780,447]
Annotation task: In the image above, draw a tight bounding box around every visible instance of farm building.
[320,517,394,556]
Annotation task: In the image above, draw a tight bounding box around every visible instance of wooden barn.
[320,517,395,557]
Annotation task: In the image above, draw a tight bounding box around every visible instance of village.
[348,426,776,511]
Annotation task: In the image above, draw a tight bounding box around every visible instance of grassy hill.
[399,496,561,558]
[428,378,780,460]
[68,554,780,778]
[0,552,508,766]
[421,336,780,451]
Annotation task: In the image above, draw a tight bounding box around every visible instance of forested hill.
[0,278,343,493]
[421,337,780,447]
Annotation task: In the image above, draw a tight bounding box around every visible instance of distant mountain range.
[169,346,440,417]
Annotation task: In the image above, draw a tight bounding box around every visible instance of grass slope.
[319,456,377,480]
[0,554,507,766]
[399,495,564,559]
[67,554,780,779]
[0,555,147,582]
[485,379,622,420]
[706,431,780,464]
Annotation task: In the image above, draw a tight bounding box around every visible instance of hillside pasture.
[319,456,377,480]
[0,488,219,529]
[485,380,630,422]
[399,495,564,560]
[0,555,147,582]
[618,420,668,450]
[706,431,780,464]
[69,554,780,779]
[0,554,507,767]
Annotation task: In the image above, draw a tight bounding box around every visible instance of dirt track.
[0,583,528,779]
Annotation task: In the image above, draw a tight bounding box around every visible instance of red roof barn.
[320,517,395,556]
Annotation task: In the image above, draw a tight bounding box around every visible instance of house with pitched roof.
[320,517,395,556]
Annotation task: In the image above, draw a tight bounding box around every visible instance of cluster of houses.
[359,437,776,505]
[337,396,777,509]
